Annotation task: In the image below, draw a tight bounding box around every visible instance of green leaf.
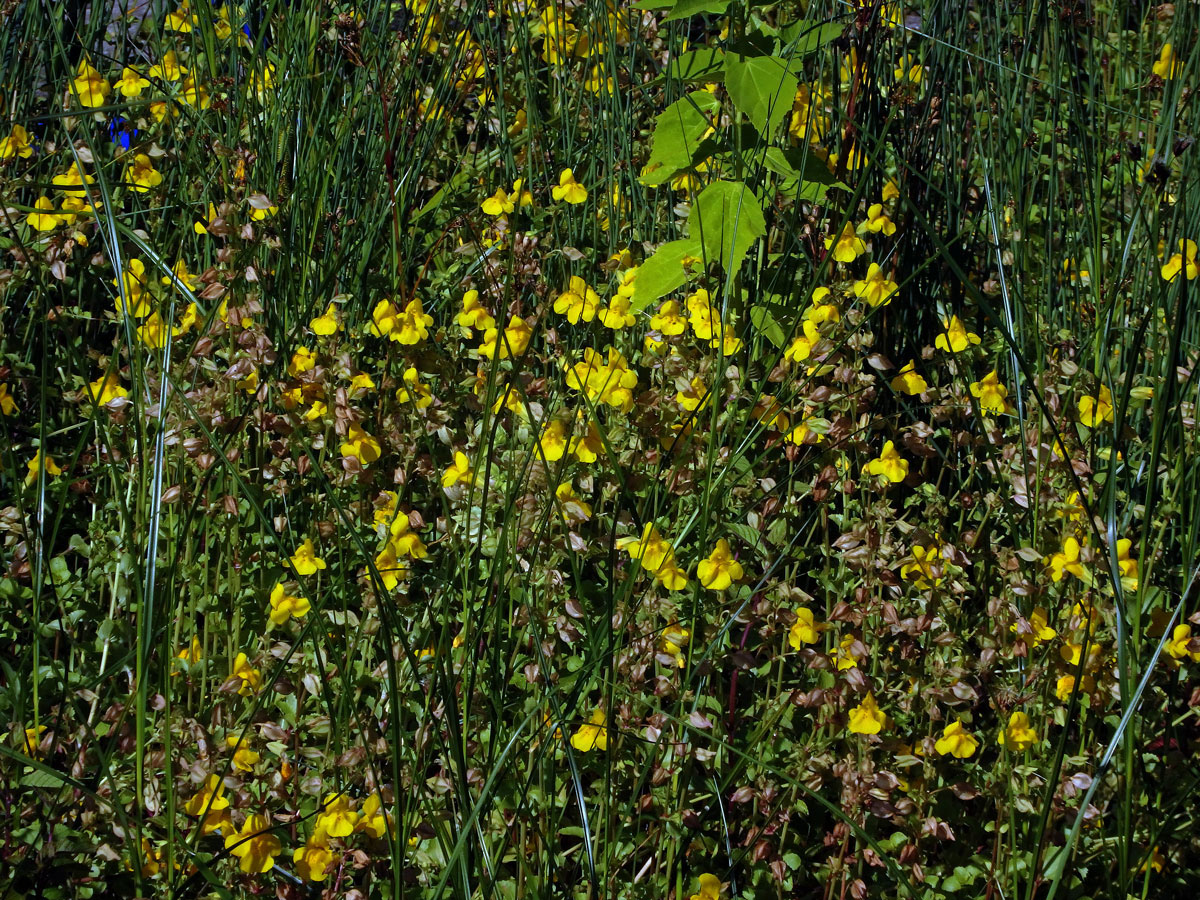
[631,237,704,311]
[750,305,785,347]
[778,19,845,55]
[724,54,798,138]
[664,0,730,22]
[641,91,721,186]
[687,180,766,275]
[762,147,845,200]
[668,48,726,82]
[21,769,66,789]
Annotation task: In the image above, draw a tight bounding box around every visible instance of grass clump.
[1,0,1198,897]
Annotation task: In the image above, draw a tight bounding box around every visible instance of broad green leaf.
[640,91,721,186]
[687,180,766,275]
[631,237,704,311]
[664,0,729,22]
[762,147,846,200]
[750,305,785,347]
[778,19,845,55]
[668,47,726,82]
[724,54,798,138]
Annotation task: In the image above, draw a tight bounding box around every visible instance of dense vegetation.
[2,0,1198,897]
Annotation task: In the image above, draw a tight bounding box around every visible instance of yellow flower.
[555,482,592,523]
[893,54,923,84]
[20,724,47,758]
[1159,239,1197,282]
[316,792,359,838]
[225,813,281,875]
[834,634,859,671]
[0,383,15,416]
[621,523,673,572]
[900,543,944,589]
[784,319,822,363]
[26,197,62,232]
[585,64,614,94]
[478,315,533,359]
[388,515,428,559]
[570,419,604,463]
[654,554,689,591]
[373,543,408,591]
[997,711,1038,752]
[564,347,638,412]
[113,258,151,318]
[116,66,151,98]
[852,263,898,307]
[865,440,908,483]
[1078,383,1114,427]
[863,203,896,235]
[87,372,129,406]
[310,303,340,335]
[847,692,886,735]
[71,59,111,108]
[696,538,743,591]
[824,222,865,263]
[176,635,203,665]
[569,708,608,752]
[230,652,260,695]
[395,367,433,409]
[650,299,687,337]
[788,607,823,649]
[357,793,392,840]
[481,180,531,216]
[598,294,636,330]
[179,74,211,109]
[0,124,34,159]
[1152,43,1182,80]
[237,368,259,394]
[659,623,690,667]
[1166,624,1200,662]
[289,538,327,576]
[538,419,569,462]
[268,581,310,626]
[934,720,979,758]
[137,312,171,349]
[52,161,95,194]
[1047,536,1086,582]
[969,369,1012,415]
[882,179,900,201]
[293,834,334,882]
[481,187,515,216]
[183,774,229,818]
[1115,539,1138,592]
[934,315,981,353]
[1011,606,1056,648]
[551,168,588,204]
[457,290,495,335]
[675,375,710,413]
[226,733,261,772]
[341,422,382,465]
[288,347,317,376]
[25,451,62,486]
[442,451,475,488]
[687,873,722,900]
[553,275,601,324]
[397,297,433,344]
[148,50,184,82]
[890,360,927,395]
[783,417,821,445]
